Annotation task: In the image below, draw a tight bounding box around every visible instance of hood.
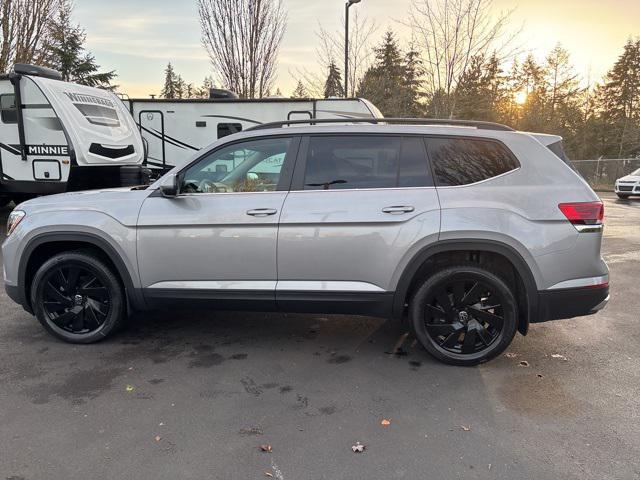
[16,187,152,227]
[618,175,640,182]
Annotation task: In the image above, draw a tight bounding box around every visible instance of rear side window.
[427,137,519,186]
[303,135,432,190]
[1,94,17,124]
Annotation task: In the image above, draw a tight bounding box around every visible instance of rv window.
[0,94,17,124]
[217,123,243,139]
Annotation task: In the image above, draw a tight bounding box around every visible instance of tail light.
[559,201,604,230]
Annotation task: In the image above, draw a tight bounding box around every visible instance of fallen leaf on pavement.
[537,373,544,379]
[504,352,518,358]
[264,472,273,477]
[352,442,366,453]
[518,361,530,367]
[460,425,472,431]
[125,385,134,392]
[155,436,161,442]
[381,419,391,426]
[551,354,568,361]
[260,444,272,453]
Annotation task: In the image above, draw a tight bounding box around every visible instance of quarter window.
[1,94,17,124]
[428,137,519,186]
[303,135,432,190]
[181,137,291,193]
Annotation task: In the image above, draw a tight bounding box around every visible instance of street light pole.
[344,0,361,98]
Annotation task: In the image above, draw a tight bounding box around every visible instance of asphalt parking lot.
[0,192,638,480]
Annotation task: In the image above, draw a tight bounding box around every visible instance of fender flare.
[17,231,146,312]
[391,239,539,334]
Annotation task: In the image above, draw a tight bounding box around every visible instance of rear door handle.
[246,208,278,217]
[382,206,415,214]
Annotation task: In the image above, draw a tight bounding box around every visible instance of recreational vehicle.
[125,93,383,171]
[0,64,146,207]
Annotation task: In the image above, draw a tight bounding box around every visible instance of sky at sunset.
[75,0,640,98]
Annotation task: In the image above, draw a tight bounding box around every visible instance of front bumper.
[615,183,640,194]
[535,285,609,323]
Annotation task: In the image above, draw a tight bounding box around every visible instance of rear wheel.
[30,251,125,343]
[410,265,518,366]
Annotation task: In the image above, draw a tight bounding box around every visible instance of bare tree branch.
[198,0,287,99]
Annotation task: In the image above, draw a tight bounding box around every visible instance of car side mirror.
[159,174,179,197]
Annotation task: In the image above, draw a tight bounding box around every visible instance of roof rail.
[246,117,515,132]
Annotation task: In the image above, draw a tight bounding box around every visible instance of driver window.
[181,137,292,193]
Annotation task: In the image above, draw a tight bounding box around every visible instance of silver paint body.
[3,124,608,301]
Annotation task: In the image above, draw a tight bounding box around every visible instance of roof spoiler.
[247,118,515,132]
[12,63,62,80]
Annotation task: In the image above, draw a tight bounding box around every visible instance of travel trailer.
[124,93,383,171]
[0,64,146,207]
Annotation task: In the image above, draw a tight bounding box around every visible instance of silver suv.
[2,119,609,365]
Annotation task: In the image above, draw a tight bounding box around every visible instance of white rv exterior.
[0,64,145,205]
[125,96,383,170]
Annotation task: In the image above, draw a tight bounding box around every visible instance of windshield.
[631,168,640,176]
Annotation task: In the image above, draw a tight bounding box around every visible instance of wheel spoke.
[452,282,465,307]
[72,307,85,332]
[461,328,477,354]
[425,304,447,319]
[66,267,81,291]
[442,331,460,348]
[461,282,483,306]
[425,322,456,337]
[45,282,72,306]
[435,292,454,319]
[43,301,66,313]
[474,324,493,346]
[51,308,80,328]
[467,307,504,330]
[80,286,109,302]
[84,305,102,329]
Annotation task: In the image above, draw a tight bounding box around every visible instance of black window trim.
[423,134,521,188]
[290,133,436,192]
[173,134,301,195]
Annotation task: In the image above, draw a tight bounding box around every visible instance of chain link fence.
[571,158,640,191]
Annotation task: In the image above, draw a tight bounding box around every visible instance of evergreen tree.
[454,53,506,121]
[292,81,308,98]
[45,0,115,88]
[357,30,422,117]
[161,63,181,99]
[594,39,640,158]
[324,61,344,98]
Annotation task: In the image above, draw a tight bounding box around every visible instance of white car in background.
[615,168,640,199]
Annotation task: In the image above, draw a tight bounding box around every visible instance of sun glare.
[514,90,528,105]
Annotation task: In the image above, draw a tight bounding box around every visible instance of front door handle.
[382,206,415,214]
[246,208,278,217]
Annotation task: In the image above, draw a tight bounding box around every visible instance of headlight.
[6,210,26,237]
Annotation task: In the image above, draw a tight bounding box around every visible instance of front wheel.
[31,251,125,343]
[410,265,518,366]
[616,193,630,199]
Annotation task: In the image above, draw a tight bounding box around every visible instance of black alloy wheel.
[410,265,518,366]
[31,251,125,343]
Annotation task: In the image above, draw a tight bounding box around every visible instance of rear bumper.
[535,285,609,323]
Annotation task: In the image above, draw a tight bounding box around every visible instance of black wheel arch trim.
[17,232,146,313]
[392,239,539,335]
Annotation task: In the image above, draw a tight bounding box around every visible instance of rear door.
[276,134,441,312]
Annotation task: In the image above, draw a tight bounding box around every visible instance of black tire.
[410,265,518,366]
[616,193,630,199]
[0,196,11,208]
[30,251,125,344]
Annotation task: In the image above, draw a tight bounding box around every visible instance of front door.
[276,134,441,314]
[137,135,299,308]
